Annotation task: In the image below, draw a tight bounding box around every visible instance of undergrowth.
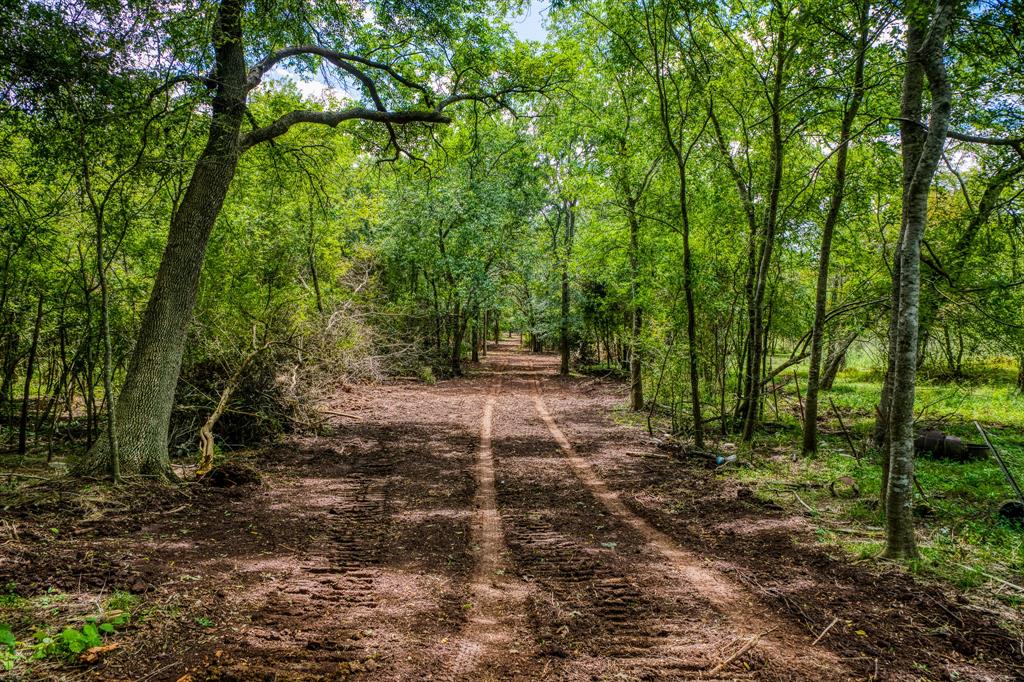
[0,583,141,674]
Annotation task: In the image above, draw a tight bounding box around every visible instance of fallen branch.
[4,472,53,481]
[792,491,817,515]
[954,563,1024,594]
[829,397,860,461]
[708,629,774,675]
[320,410,363,420]
[811,616,840,646]
[976,421,1024,505]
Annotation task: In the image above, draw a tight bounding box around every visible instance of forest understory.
[1,341,1021,681]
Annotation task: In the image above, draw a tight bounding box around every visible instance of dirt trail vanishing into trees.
[3,340,1022,681]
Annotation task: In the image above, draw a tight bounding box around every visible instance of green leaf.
[0,625,15,650]
[59,628,81,644]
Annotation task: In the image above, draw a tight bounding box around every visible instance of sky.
[511,1,549,43]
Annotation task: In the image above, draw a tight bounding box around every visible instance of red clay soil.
[1,341,1022,681]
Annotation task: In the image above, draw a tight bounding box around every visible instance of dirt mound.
[199,462,263,488]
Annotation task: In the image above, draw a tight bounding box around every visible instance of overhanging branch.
[240,107,450,150]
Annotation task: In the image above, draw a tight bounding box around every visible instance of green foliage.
[0,625,16,671]
[0,586,136,672]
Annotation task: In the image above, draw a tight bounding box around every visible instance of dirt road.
[2,341,1020,680]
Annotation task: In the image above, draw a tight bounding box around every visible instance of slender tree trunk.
[96,214,120,482]
[559,205,574,376]
[309,238,323,316]
[679,170,704,448]
[451,299,465,376]
[627,205,643,410]
[741,18,787,442]
[76,0,248,479]
[471,316,479,363]
[645,12,706,445]
[884,0,954,560]
[17,294,43,457]
[481,310,488,357]
[876,14,929,456]
[802,0,870,454]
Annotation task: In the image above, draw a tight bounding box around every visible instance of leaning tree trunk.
[885,0,954,560]
[75,0,248,479]
[802,0,869,454]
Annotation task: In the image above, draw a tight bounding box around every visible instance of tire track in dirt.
[489,355,722,680]
[214,444,395,678]
[529,373,851,679]
[444,353,541,681]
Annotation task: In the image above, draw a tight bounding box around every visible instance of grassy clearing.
[733,353,1024,606]
[619,349,1024,606]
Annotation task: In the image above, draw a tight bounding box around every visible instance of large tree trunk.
[75,0,248,479]
[884,0,954,560]
[802,0,870,454]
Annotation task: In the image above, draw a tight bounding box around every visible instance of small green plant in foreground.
[0,589,136,670]
[1,625,16,671]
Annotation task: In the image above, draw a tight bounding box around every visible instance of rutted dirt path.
[3,340,1022,680]
[527,370,847,678]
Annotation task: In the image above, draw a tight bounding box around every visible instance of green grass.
[731,355,1024,603]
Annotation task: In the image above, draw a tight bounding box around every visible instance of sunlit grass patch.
[731,359,1024,605]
